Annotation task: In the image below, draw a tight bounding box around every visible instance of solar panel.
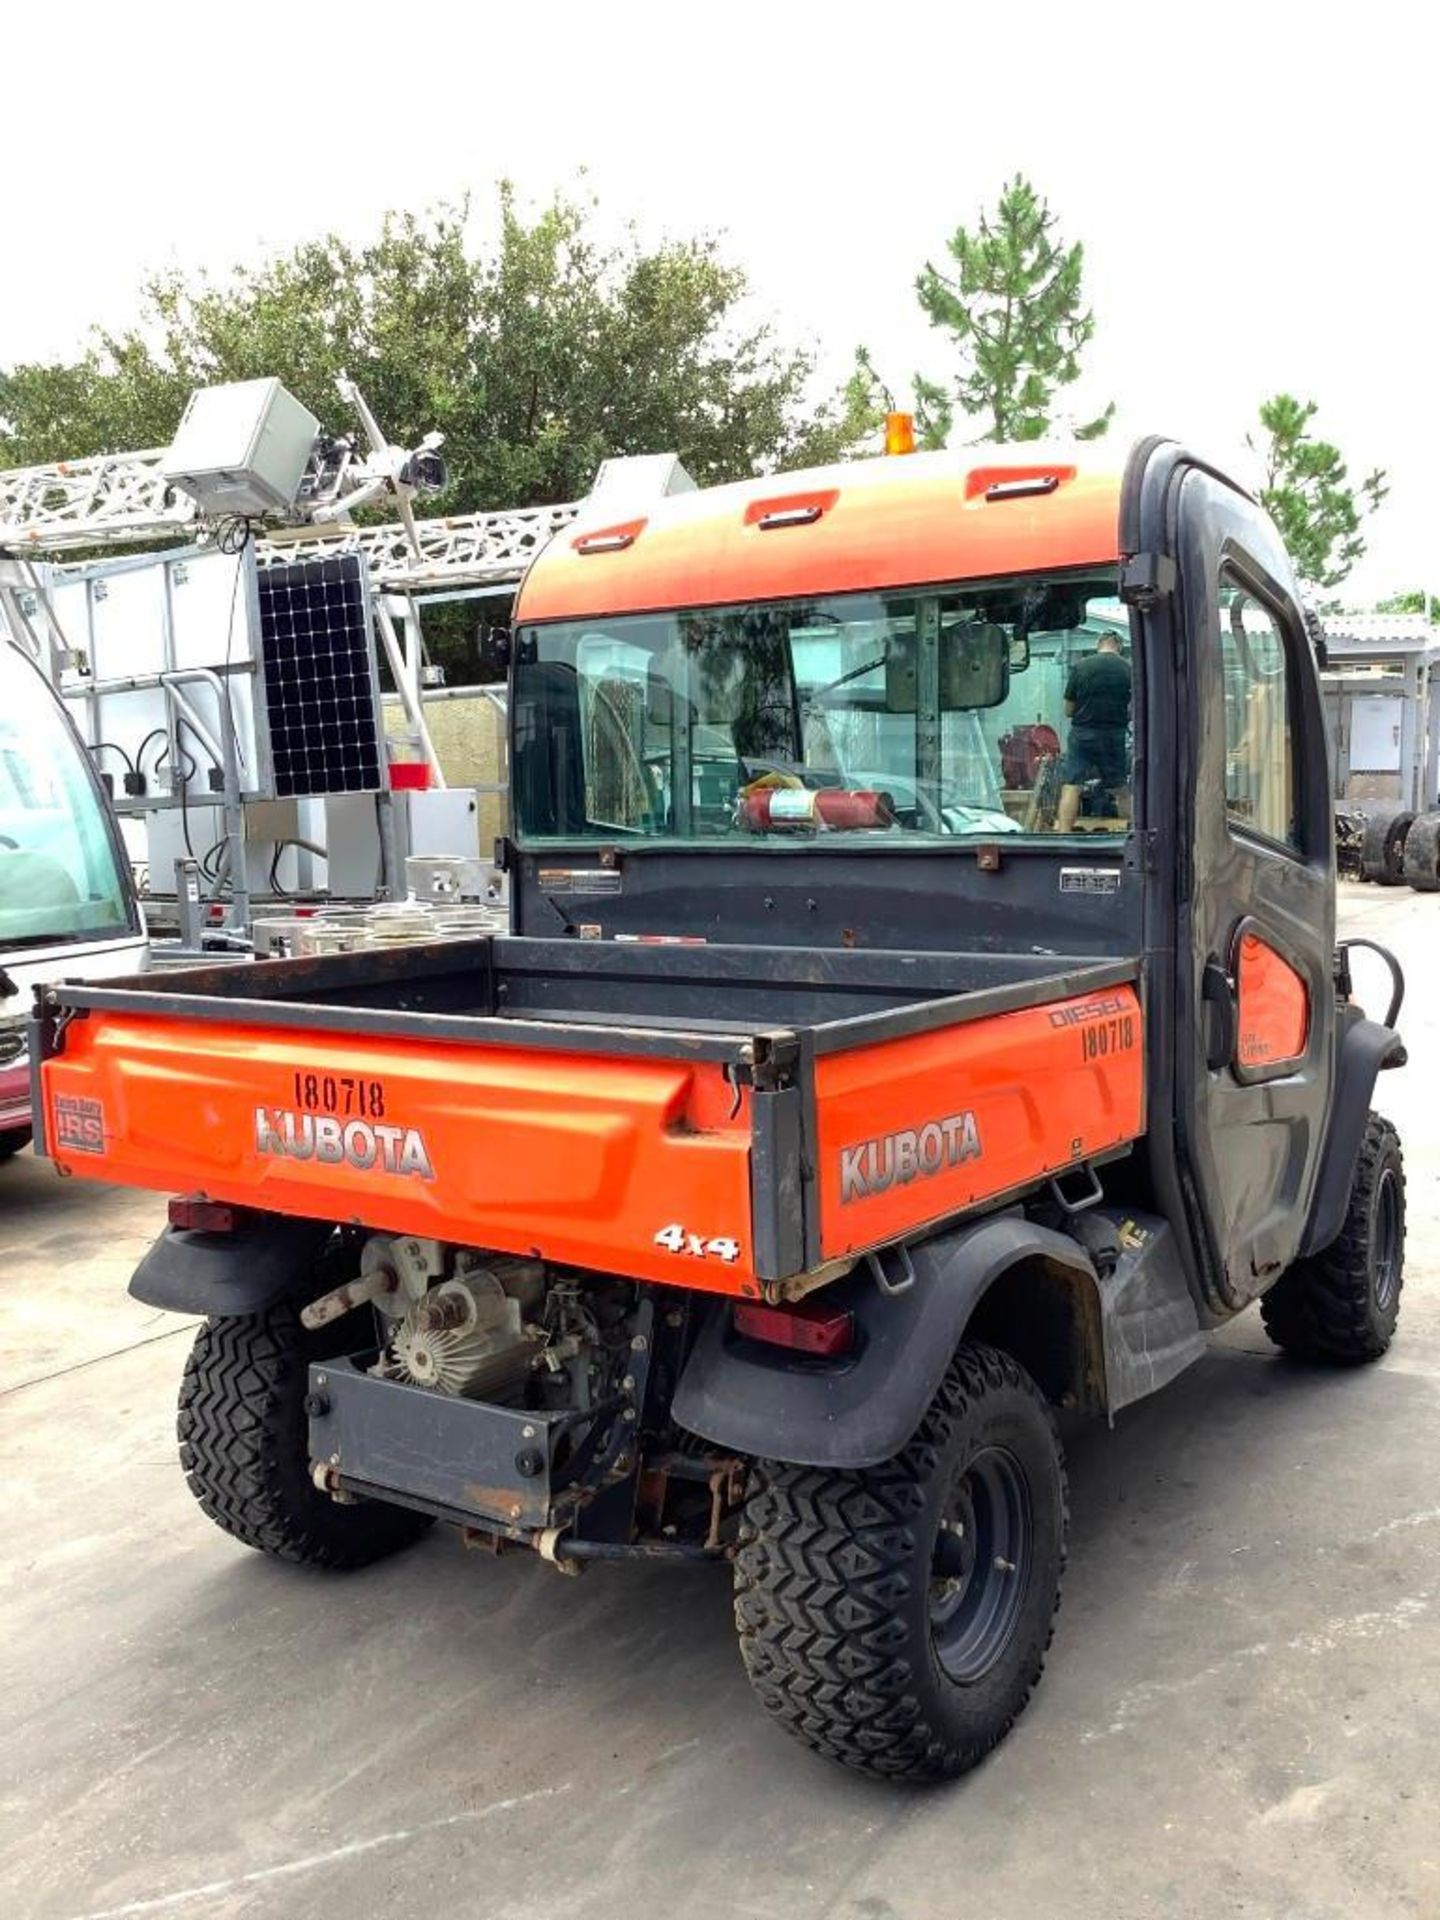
[256,555,383,797]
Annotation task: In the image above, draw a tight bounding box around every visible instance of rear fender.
[1299,1011,1406,1258]
[130,1214,334,1317]
[672,1215,1105,1470]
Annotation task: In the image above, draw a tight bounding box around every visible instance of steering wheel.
[909,786,954,833]
[630,750,666,827]
[869,781,951,833]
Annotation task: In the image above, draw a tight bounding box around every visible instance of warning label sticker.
[54,1094,106,1156]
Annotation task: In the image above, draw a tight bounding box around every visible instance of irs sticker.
[55,1094,107,1156]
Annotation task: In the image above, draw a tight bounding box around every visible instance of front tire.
[0,1126,32,1162]
[733,1343,1067,1781]
[178,1297,432,1569]
[1261,1112,1405,1363]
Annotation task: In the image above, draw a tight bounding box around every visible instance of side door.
[1174,471,1335,1308]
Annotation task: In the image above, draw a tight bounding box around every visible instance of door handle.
[1202,959,1237,1070]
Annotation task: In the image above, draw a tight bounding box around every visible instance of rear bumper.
[308,1355,631,1535]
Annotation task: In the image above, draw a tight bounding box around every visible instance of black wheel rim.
[1373,1166,1401,1311]
[929,1446,1032,1685]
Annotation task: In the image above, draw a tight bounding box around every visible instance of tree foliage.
[910,175,1112,446]
[1375,588,1436,622]
[0,187,864,509]
[1251,394,1388,590]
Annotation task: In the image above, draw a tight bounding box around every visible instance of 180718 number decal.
[654,1223,741,1264]
[292,1071,386,1117]
[1079,1015,1135,1061]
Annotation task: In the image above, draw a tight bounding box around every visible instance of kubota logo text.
[254,1106,435,1180]
[839,1111,982,1203]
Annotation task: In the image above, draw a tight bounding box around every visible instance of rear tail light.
[169,1196,240,1234]
[733,1298,855,1357]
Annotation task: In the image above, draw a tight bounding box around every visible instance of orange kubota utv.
[33,440,1406,1780]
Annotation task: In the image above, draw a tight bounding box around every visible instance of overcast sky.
[4,2,1432,602]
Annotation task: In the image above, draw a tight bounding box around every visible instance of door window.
[1219,573,1299,850]
[1234,928,1310,1075]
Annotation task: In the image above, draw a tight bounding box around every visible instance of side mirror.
[476,625,512,677]
[1302,604,1329,670]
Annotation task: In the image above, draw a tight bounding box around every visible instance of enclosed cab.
[32,441,1405,1780]
[0,639,146,1157]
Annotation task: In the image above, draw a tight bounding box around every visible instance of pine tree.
[912,175,1112,446]
[1251,394,1387,590]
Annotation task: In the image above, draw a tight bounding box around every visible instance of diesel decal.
[1048,994,1131,1028]
[254,1107,435,1180]
[840,1111,982,1203]
[55,1093,106,1156]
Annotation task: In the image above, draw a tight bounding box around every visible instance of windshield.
[0,646,134,947]
[513,571,1129,844]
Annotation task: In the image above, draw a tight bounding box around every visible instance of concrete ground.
[2,883,1437,1920]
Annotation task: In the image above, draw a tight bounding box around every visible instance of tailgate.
[39,1011,764,1294]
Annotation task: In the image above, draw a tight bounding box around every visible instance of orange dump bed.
[36,938,1144,1298]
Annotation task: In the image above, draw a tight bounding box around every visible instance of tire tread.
[732,1343,1066,1780]
[1260,1113,1405,1363]
[1361,808,1414,885]
[1401,813,1440,892]
[177,1302,429,1569]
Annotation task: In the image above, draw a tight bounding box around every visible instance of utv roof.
[518,444,1130,624]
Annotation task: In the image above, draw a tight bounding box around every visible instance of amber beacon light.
[884,411,917,456]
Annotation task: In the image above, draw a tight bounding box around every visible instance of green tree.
[1375,588,1436,622]
[0,186,861,508]
[1250,394,1388,590]
[910,175,1112,446]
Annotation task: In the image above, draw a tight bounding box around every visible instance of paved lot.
[2,884,1437,1920]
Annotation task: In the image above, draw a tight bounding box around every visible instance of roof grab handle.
[756,504,824,530]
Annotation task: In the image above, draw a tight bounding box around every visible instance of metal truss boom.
[256,501,581,591]
[1,444,581,592]
[0,448,196,552]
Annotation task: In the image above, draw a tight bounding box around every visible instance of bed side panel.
[814,984,1145,1259]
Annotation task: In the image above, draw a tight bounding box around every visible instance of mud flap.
[1299,1015,1406,1258]
[673,1216,1102,1469]
[675,1207,1210,1466]
[129,1214,334,1316]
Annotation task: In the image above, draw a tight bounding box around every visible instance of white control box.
[162,379,320,518]
[404,787,480,861]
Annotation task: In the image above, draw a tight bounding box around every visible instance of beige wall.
[383,690,509,847]
[1347,772,1403,803]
